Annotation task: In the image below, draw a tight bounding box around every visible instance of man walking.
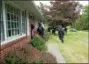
[31,24,35,39]
[37,23,44,38]
[57,25,65,43]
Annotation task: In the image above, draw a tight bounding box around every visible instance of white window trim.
[22,11,26,34]
[1,1,27,45]
[1,34,26,45]
[2,1,7,40]
[26,11,30,36]
[20,10,22,35]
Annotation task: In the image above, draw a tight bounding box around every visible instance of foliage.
[2,55,29,64]
[30,36,47,51]
[75,5,89,30]
[47,31,88,63]
[40,0,82,27]
[43,31,50,41]
[2,44,57,64]
[2,46,30,64]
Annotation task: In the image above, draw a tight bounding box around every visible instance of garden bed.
[1,43,57,64]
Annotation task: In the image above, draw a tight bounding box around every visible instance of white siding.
[26,11,30,36]
[2,1,7,41]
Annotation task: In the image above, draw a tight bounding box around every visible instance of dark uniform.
[37,23,44,38]
[57,25,65,43]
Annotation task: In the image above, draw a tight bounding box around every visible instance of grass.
[47,31,88,63]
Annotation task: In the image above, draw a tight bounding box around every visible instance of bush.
[2,44,57,64]
[1,44,42,64]
[2,47,30,64]
[75,5,89,30]
[30,36,47,51]
[43,32,50,41]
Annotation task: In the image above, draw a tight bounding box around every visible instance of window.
[5,4,21,37]
[22,11,26,34]
[0,11,5,41]
[1,3,27,43]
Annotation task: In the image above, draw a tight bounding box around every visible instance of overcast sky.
[34,1,88,6]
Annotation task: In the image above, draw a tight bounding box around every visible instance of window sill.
[1,34,26,45]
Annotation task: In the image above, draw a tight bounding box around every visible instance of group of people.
[48,24,67,43]
[31,23,44,39]
[31,23,67,43]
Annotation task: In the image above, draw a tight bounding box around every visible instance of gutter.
[32,1,46,22]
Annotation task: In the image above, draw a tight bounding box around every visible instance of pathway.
[47,43,66,63]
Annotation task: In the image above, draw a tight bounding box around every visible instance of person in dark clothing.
[57,25,65,43]
[37,23,44,38]
[31,24,35,39]
[58,30,65,43]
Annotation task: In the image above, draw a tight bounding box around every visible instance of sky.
[34,1,88,6]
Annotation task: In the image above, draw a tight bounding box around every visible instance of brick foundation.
[0,36,31,61]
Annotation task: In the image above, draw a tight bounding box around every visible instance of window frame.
[1,2,27,45]
[22,11,26,34]
[5,4,21,38]
[0,8,5,42]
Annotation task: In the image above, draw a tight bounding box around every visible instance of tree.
[75,5,89,30]
[40,0,81,28]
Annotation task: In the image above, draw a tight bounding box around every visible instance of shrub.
[30,36,47,51]
[1,44,57,64]
[43,31,50,41]
[2,47,30,64]
[1,44,42,64]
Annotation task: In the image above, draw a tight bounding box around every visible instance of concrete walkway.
[47,43,66,63]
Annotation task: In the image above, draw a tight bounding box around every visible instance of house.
[0,1,46,60]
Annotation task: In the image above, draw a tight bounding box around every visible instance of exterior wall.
[1,1,31,46]
[0,1,41,61]
[0,36,30,61]
[0,1,31,60]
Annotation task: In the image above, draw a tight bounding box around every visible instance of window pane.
[17,16,18,21]
[13,15,16,21]
[17,29,19,34]
[7,21,11,29]
[11,14,14,21]
[15,29,19,35]
[6,4,21,38]
[12,29,14,36]
[14,29,16,35]
[7,30,12,37]
[7,13,10,20]
[15,22,18,28]
[11,22,14,28]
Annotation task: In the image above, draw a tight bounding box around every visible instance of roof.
[5,1,46,22]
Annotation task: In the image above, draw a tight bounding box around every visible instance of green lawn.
[47,31,88,63]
